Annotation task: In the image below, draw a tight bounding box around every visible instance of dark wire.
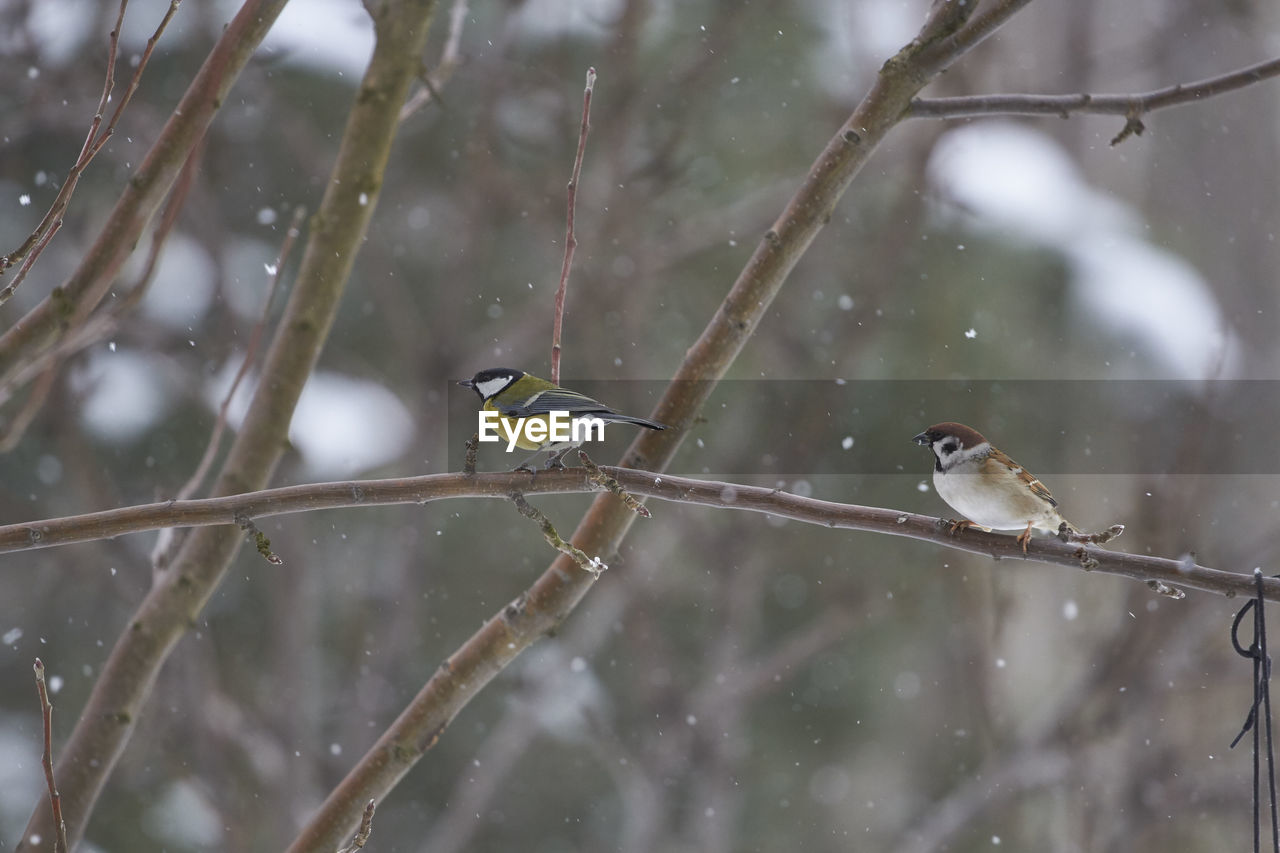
[1230,570,1279,853]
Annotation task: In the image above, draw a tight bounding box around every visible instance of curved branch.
[908,55,1280,121]
[0,468,1272,602]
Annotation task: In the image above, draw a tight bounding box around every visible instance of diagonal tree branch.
[14,0,442,848]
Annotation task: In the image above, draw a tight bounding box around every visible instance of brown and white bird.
[912,422,1078,552]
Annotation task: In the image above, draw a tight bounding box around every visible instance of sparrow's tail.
[1054,517,1081,537]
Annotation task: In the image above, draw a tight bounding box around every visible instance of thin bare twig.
[0,1,126,278]
[511,493,605,575]
[336,799,376,853]
[907,55,1280,135]
[398,0,468,121]
[0,1,182,306]
[578,449,649,517]
[88,1,184,164]
[236,515,283,565]
[549,67,595,386]
[33,659,69,853]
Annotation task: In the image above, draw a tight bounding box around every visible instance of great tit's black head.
[459,368,525,401]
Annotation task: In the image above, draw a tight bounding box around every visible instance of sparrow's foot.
[947,518,977,536]
[1016,521,1034,554]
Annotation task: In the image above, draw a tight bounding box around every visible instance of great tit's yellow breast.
[482,400,550,450]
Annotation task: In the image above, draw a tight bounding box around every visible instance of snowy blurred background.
[1,0,1279,849]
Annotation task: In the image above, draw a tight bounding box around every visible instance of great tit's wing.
[497,387,614,418]
[498,387,667,430]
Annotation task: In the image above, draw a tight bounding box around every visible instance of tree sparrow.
[912,422,1078,552]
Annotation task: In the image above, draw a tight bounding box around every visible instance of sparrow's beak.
[458,379,475,389]
[912,431,930,446]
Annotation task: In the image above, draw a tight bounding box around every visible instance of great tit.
[459,367,667,468]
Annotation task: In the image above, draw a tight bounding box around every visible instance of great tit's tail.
[603,413,667,431]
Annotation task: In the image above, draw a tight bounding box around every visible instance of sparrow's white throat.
[933,439,990,472]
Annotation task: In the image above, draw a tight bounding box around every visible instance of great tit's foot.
[463,432,479,476]
[513,462,536,474]
[544,456,567,470]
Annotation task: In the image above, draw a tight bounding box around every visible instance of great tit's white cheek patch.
[475,375,514,399]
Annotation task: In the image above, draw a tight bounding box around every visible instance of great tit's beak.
[458,379,475,389]
[912,431,930,446]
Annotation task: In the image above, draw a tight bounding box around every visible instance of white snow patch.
[143,780,223,847]
[262,0,375,77]
[138,232,216,329]
[929,121,1238,379]
[76,349,171,441]
[207,363,414,477]
[510,0,622,41]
